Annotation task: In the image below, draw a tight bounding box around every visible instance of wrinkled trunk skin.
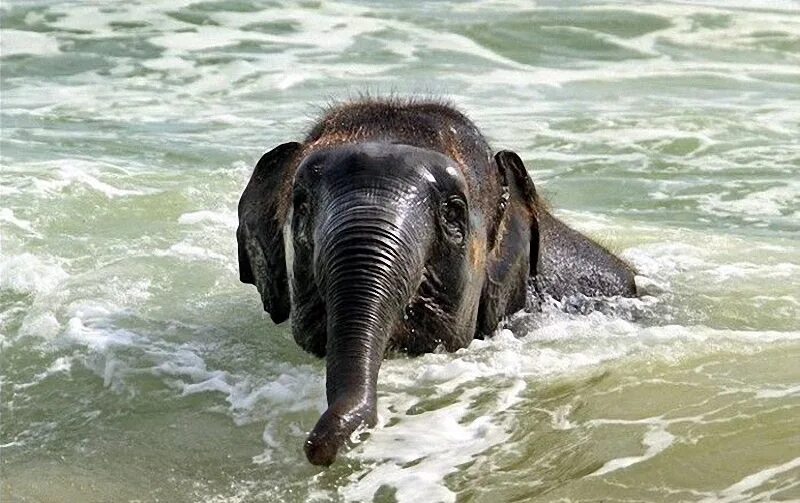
[304,189,429,466]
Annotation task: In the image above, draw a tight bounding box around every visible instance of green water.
[1,1,799,502]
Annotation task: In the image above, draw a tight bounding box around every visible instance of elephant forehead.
[297,142,476,204]
[304,142,454,172]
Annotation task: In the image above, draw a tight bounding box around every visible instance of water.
[1,0,799,501]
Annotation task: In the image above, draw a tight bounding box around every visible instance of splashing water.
[2,1,799,501]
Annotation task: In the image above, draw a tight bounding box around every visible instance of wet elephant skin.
[237,98,636,465]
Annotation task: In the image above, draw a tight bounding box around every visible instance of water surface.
[1,1,799,501]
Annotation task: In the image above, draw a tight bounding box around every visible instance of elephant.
[236,98,636,466]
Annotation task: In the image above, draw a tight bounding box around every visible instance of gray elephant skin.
[236,98,636,466]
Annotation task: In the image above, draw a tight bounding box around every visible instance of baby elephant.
[237,99,636,465]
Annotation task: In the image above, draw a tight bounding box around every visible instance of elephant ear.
[493,150,539,276]
[237,142,302,323]
[476,150,540,335]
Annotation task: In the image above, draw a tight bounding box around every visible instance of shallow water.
[1,1,799,501]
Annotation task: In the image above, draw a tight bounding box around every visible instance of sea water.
[1,1,799,501]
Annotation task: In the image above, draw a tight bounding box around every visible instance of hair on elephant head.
[237,98,636,466]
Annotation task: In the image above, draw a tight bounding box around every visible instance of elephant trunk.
[304,192,428,466]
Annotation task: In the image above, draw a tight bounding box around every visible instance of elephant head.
[237,139,539,466]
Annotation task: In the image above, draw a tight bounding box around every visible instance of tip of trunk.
[304,398,377,466]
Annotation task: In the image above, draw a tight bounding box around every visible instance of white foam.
[141,56,195,72]
[341,381,526,503]
[2,1,798,499]
[624,242,709,279]
[8,160,156,199]
[230,369,325,416]
[46,3,190,35]
[44,299,230,395]
[210,5,382,54]
[698,181,800,219]
[159,242,231,264]
[706,262,800,282]
[57,163,151,198]
[0,208,41,237]
[590,424,676,476]
[63,310,139,353]
[550,405,576,430]
[333,310,800,500]
[149,26,256,52]
[755,385,800,399]
[18,312,62,340]
[0,253,69,295]
[663,0,800,12]
[700,456,800,503]
[14,356,73,390]
[178,210,238,229]
[0,30,60,57]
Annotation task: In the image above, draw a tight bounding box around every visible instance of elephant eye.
[443,196,466,221]
[441,196,467,245]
